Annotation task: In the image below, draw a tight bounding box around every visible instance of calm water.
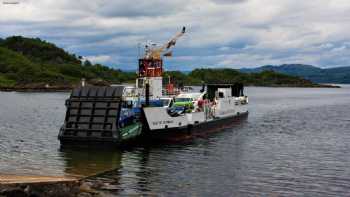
[1,86,350,196]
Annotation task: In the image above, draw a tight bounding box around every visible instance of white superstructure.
[136,77,163,99]
[143,84,248,131]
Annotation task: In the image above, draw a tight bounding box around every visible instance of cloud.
[84,55,112,64]
[96,0,187,18]
[211,0,247,4]
[1,0,350,69]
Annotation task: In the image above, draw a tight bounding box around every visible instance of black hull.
[58,136,144,148]
[58,137,119,147]
[142,111,249,142]
[59,112,249,147]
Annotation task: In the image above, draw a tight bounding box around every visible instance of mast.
[137,27,186,98]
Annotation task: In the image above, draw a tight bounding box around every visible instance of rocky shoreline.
[247,83,342,88]
[0,80,114,92]
[0,177,109,197]
[0,83,341,93]
[0,84,73,92]
[0,181,80,197]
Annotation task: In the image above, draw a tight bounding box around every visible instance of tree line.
[0,36,318,88]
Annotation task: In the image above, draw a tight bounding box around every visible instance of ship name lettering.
[152,120,174,125]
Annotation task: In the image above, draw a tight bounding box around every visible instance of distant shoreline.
[0,84,73,92]
[0,83,340,93]
[0,88,72,92]
[246,84,341,88]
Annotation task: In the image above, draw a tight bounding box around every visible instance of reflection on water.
[1,86,350,196]
[59,148,122,178]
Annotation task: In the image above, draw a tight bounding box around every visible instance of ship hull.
[142,111,248,142]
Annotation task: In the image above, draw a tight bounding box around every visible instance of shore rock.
[0,180,82,197]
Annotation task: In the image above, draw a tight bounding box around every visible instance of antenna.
[137,43,141,59]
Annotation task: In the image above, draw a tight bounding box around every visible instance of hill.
[165,69,332,88]
[0,36,337,90]
[240,64,350,84]
[0,36,136,90]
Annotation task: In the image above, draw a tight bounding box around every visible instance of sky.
[1,0,350,70]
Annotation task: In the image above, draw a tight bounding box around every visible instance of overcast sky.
[1,0,350,70]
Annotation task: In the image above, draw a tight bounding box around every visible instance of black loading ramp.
[58,86,124,144]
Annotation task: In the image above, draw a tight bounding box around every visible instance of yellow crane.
[145,27,186,60]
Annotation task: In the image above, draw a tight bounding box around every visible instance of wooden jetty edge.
[0,174,77,184]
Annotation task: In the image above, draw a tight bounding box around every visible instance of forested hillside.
[165,69,326,87]
[241,64,350,84]
[0,36,135,89]
[0,36,336,90]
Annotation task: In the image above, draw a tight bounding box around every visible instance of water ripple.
[1,87,350,196]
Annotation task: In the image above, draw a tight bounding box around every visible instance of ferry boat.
[58,27,248,146]
[142,84,248,141]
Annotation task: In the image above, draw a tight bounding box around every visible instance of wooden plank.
[0,174,77,184]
